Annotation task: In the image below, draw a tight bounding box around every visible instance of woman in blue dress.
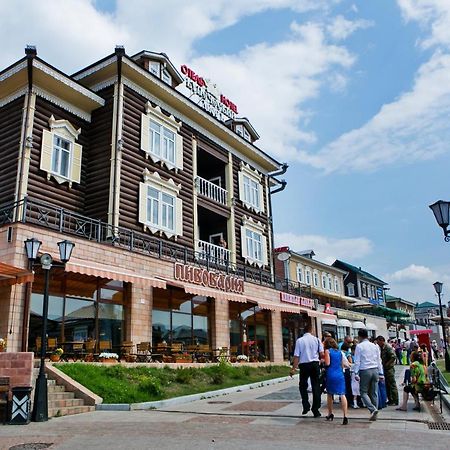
[324,337,349,425]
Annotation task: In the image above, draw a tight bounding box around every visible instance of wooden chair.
[71,342,85,361]
[120,341,135,362]
[99,340,112,352]
[136,342,151,362]
[84,339,96,362]
[0,377,10,424]
[170,343,183,354]
[47,338,58,352]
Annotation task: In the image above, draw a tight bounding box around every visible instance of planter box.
[99,358,117,364]
[173,357,191,363]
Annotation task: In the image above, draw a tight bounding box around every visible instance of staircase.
[33,362,95,418]
[47,379,95,418]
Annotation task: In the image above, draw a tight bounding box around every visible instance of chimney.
[25,45,37,57]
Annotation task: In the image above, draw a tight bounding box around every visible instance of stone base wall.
[0,352,34,393]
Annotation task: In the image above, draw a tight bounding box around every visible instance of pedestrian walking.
[376,336,399,406]
[350,344,362,408]
[341,342,353,404]
[353,329,384,421]
[395,339,403,365]
[323,337,349,425]
[404,338,412,365]
[290,324,324,418]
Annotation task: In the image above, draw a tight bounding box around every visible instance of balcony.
[196,239,231,265]
[196,176,228,206]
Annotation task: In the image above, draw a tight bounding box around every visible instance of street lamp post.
[432,281,450,372]
[24,238,75,422]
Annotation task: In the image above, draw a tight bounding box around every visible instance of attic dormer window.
[162,68,172,85]
[149,61,160,76]
[235,124,251,142]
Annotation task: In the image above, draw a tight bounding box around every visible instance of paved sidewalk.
[0,365,448,450]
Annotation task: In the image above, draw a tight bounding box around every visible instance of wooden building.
[0,46,332,362]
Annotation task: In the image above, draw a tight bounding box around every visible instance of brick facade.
[0,352,33,391]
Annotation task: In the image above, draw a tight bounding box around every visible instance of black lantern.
[433,281,443,295]
[24,238,42,261]
[429,200,450,241]
[57,240,75,263]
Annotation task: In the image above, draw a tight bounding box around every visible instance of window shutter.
[238,171,245,202]
[261,234,268,266]
[141,113,150,154]
[176,133,183,171]
[40,130,53,173]
[240,225,247,259]
[176,197,183,236]
[71,142,83,184]
[138,182,147,225]
[259,183,265,213]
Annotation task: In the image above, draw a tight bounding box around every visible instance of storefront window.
[281,312,310,361]
[28,271,126,352]
[228,302,271,362]
[151,287,211,347]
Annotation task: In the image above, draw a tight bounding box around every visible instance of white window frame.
[305,269,311,285]
[241,216,267,267]
[296,264,304,283]
[139,169,182,239]
[328,275,332,291]
[347,283,355,297]
[238,163,264,213]
[334,277,340,293]
[40,115,82,187]
[313,271,319,287]
[322,273,327,290]
[162,67,172,85]
[149,61,160,77]
[141,102,183,172]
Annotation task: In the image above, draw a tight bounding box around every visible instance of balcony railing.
[196,177,228,206]
[0,197,282,289]
[196,239,231,265]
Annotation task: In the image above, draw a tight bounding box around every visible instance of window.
[305,269,311,285]
[52,135,71,178]
[141,102,183,171]
[296,265,303,283]
[245,229,262,262]
[40,115,82,186]
[347,283,355,296]
[328,275,332,291]
[241,216,267,267]
[322,274,327,289]
[313,272,319,287]
[139,169,182,238]
[243,175,261,210]
[243,127,251,142]
[162,68,172,85]
[362,283,367,297]
[149,61,160,76]
[334,277,340,293]
[238,163,264,213]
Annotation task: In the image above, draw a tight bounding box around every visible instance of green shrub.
[137,375,162,397]
[175,368,194,384]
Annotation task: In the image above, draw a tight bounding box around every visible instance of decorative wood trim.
[0,61,27,82]
[32,86,92,122]
[72,56,116,80]
[0,87,28,108]
[90,76,118,92]
[33,60,105,105]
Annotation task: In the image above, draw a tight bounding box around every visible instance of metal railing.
[196,177,228,206]
[1,197,294,290]
[196,239,231,265]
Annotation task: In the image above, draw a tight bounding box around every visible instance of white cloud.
[191,22,354,160]
[298,51,450,173]
[327,15,373,41]
[274,232,373,265]
[387,264,434,282]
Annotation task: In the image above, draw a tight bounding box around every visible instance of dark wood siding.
[28,97,90,213]
[84,86,114,220]
[232,154,270,266]
[0,96,23,205]
[119,85,194,248]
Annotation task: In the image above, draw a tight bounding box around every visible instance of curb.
[96,375,292,411]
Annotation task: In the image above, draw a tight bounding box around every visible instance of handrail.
[196,176,228,206]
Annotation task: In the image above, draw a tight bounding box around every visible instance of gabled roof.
[385,294,416,307]
[333,260,386,285]
[130,50,184,85]
[416,301,439,309]
[224,117,260,141]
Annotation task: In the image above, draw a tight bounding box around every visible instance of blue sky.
[1,0,450,303]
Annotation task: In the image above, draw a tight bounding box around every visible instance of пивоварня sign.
[174,262,244,294]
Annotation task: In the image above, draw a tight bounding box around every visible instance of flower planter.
[173,357,191,363]
[100,358,117,364]
[50,354,61,362]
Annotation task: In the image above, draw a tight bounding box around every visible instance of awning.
[337,319,352,328]
[65,261,166,288]
[366,322,378,331]
[352,321,366,329]
[321,317,337,326]
[0,262,34,287]
[184,283,247,303]
[409,329,433,335]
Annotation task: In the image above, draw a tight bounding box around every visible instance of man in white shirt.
[289,324,324,418]
[354,329,384,421]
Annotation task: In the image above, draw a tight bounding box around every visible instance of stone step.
[47,379,56,386]
[48,398,85,408]
[48,405,95,418]
[48,391,75,400]
[48,384,66,393]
